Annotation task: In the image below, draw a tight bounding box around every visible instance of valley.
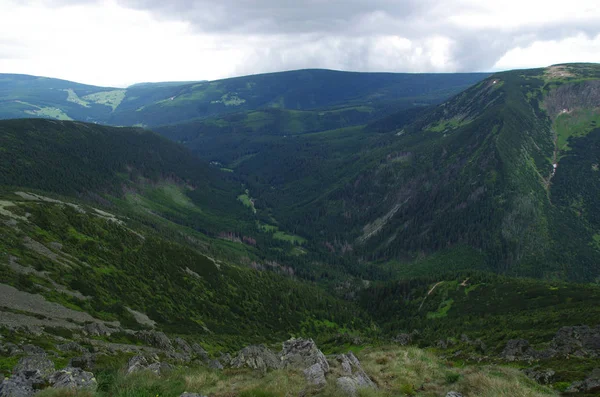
[1,64,600,396]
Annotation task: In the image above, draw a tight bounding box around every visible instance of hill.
[0,70,488,128]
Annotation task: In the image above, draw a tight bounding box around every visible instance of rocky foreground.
[1,325,599,396]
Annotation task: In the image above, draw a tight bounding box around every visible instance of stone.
[208,360,223,370]
[551,326,600,358]
[303,363,326,386]
[21,345,45,356]
[280,338,329,373]
[335,352,375,389]
[0,355,55,397]
[219,353,232,366]
[48,367,97,391]
[174,338,193,354]
[137,331,173,351]
[392,333,412,346]
[13,355,55,380]
[566,368,600,393]
[0,375,35,397]
[82,323,113,337]
[523,368,555,385]
[501,339,534,361]
[69,354,97,371]
[336,377,359,397]
[446,392,463,397]
[56,342,87,354]
[191,343,210,361]
[231,345,281,372]
[180,393,206,397]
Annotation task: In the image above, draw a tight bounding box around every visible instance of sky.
[1,0,600,87]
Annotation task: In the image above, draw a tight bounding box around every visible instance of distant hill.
[0,69,488,127]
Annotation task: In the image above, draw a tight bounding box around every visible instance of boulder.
[566,368,600,393]
[137,331,174,351]
[69,353,97,371]
[219,353,232,366]
[208,360,223,370]
[180,393,207,397]
[335,352,375,393]
[336,377,360,397]
[21,345,45,356]
[82,323,113,337]
[0,355,55,397]
[191,343,210,362]
[231,345,281,372]
[446,392,463,397]
[303,363,326,386]
[392,333,412,346]
[48,367,97,391]
[56,342,87,354]
[125,355,171,375]
[523,368,555,385]
[501,339,535,361]
[551,325,600,358]
[174,338,193,355]
[280,338,329,373]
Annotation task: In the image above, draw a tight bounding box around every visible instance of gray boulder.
[126,355,171,375]
[208,360,223,370]
[174,338,193,355]
[21,345,45,356]
[336,377,360,397]
[219,353,232,366]
[280,338,329,373]
[334,352,375,396]
[56,342,87,354]
[392,333,412,346]
[446,392,463,397]
[501,339,534,361]
[82,323,113,337]
[69,353,98,371]
[0,355,55,397]
[180,393,207,397]
[137,331,174,351]
[567,368,600,393]
[523,368,555,385]
[191,343,210,362]
[48,367,97,391]
[303,363,326,386]
[231,345,281,372]
[551,326,600,358]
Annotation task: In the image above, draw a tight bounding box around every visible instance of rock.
[0,355,55,397]
[336,352,374,389]
[137,331,174,351]
[21,345,45,356]
[392,333,412,346]
[56,342,87,354]
[567,368,600,393]
[69,354,97,371]
[126,354,173,375]
[191,343,210,361]
[208,360,223,370]
[303,363,326,386]
[13,355,55,380]
[336,377,360,397]
[446,392,463,397]
[1,343,22,357]
[501,339,534,361]
[180,393,206,397]
[231,345,281,372]
[219,353,232,366]
[523,368,555,385]
[146,362,174,375]
[82,323,113,337]
[48,367,97,391]
[174,338,193,355]
[551,325,600,358]
[280,338,329,373]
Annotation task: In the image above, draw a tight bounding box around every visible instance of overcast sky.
[1,0,599,87]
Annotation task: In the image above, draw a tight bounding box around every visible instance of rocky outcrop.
[501,339,536,361]
[56,341,87,354]
[48,367,97,391]
[281,338,329,372]
[566,368,600,393]
[523,368,555,385]
[0,356,55,397]
[230,345,281,372]
[334,352,375,396]
[303,363,327,386]
[126,355,172,375]
[191,343,210,362]
[69,353,98,371]
[180,393,206,397]
[136,331,174,351]
[392,333,412,346]
[550,325,600,358]
[82,322,113,337]
[446,392,463,397]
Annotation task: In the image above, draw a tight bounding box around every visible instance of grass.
[64,89,90,107]
[83,90,127,111]
[32,346,557,397]
[24,106,72,120]
[553,108,600,152]
[238,192,256,214]
[426,299,454,319]
[257,221,307,245]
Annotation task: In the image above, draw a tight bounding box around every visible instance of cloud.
[0,0,599,86]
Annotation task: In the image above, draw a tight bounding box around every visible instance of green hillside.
[0,70,488,128]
